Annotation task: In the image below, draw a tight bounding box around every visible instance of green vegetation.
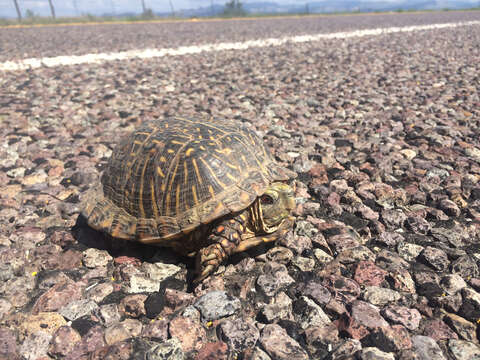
[222,0,246,17]
[141,9,155,20]
[25,9,35,19]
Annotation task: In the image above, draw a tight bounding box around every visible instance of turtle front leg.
[194,212,248,283]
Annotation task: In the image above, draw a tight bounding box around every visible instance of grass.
[0,7,479,27]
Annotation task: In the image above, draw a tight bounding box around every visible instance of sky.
[0,0,478,18]
[5,0,226,17]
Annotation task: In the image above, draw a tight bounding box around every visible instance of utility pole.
[13,0,22,21]
[141,0,146,13]
[48,0,56,18]
[211,0,214,16]
[169,0,175,16]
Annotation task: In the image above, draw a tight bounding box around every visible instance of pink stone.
[423,319,459,341]
[195,342,228,360]
[114,256,141,266]
[33,280,84,314]
[335,314,370,340]
[382,306,422,331]
[48,326,81,358]
[354,260,388,286]
[169,316,206,352]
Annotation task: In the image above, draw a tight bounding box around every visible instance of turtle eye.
[260,194,274,205]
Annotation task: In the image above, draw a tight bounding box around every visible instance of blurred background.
[1,0,480,23]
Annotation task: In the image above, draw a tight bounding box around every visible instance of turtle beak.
[286,196,296,213]
[279,215,295,231]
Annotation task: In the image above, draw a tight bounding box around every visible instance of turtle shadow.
[72,214,196,279]
[71,215,273,291]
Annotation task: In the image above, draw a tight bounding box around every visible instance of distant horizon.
[1,0,479,19]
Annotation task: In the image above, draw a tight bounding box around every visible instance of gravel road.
[1,10,480,62]
[1,11,480,360]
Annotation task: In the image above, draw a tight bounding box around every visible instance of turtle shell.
[82,116,295,244]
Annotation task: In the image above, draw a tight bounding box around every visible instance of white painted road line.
[1,20,479,72]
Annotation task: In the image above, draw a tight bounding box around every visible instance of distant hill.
[158,0,480,17]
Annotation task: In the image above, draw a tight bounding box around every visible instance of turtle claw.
[193,245,224,284]
[193,264,215,284]
[201,252,218,262]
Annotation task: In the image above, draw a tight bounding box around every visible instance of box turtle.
[82,116,296,282]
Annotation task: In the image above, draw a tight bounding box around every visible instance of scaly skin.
[194,210,295,283]
[194,182,296,283]
[194,212,248,283]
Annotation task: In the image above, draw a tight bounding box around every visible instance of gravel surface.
[1,11,480,360]
[1,11,480,62]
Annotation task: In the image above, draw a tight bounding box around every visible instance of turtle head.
[252,182,295,233]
